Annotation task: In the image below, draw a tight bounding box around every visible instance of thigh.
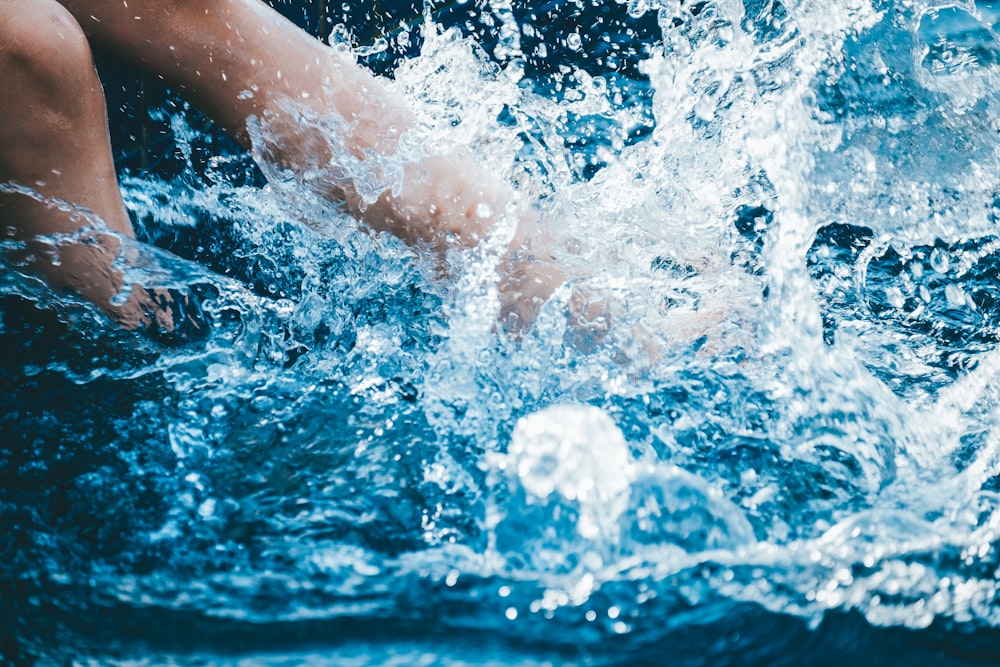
[56,0,405,148]
[0,0,112,216]
[54,0,307,141]
[0,0,93,91]
[0,0,132,247]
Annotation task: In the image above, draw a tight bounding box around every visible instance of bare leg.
[3,0,562,330]
[59,0,513,250]
[62,0,566,326]
[0,0,141,321]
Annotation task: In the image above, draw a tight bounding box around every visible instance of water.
[5,0,1000,663]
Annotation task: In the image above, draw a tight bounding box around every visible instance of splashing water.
[7,0,1000,664]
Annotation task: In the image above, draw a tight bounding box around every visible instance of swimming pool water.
[6,0,1000,664]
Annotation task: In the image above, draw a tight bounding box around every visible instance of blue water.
[6,0,1000,664]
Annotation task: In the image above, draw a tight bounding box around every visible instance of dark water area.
[8,0,1000,664]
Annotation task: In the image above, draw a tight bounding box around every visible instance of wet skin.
[0,0,560,330]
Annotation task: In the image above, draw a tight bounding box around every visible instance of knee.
[0,1,99,113]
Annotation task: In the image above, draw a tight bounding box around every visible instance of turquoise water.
[6,0,1000,664]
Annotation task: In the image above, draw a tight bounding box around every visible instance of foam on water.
[6,0,1000,663]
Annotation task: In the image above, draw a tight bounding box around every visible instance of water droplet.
[475,202,494,219]
[198,498,216,519]
[885,287,905,309]
[695,96,715,122]
[945,283,967,308]
[627,0,649,18]
[930,247,949,273]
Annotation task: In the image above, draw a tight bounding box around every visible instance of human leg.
[37,0,561,330]
[0,0,139,322]
[58,0,512,249]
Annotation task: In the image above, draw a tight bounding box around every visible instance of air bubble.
[930,248,949,274]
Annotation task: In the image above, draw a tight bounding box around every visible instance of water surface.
[5,0,1000,664]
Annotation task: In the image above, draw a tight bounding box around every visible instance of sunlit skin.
[0,0,563,330]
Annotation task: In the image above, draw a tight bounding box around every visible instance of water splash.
[7,0,1000,663]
